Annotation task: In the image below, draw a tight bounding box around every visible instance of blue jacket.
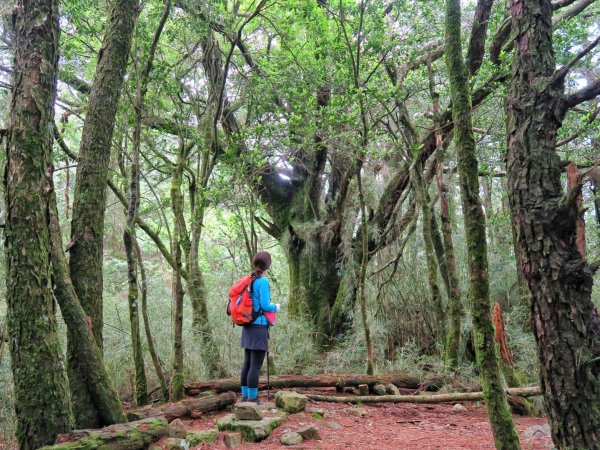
[251,276,277,325]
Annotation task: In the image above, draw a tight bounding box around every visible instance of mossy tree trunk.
[5,0,74,446]
[123,0,170,407]
[49,186,126,425]
[68,0,138,428]
[507,0,600,447]
[437,164,462,370]
[426,61,462,369]
[412,164,445,341]
[170,144,186,401]
[444,0,521,448]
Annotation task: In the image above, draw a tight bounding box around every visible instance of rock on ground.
[281,432,303,446]
[373,383,387,395]
[345,406,368,417]
[186,430,218,446]
[234,402,264,420]
[358,384,369,395]
[217,413,286,442]
[223,431,242,449]
[453,404,467,413]
[275,390,308,413]
[307,407,326,419]
[522,424,551,439]
[296,425,321,440]
[169,418,187,439]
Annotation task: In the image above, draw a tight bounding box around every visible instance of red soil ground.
[157,390,553,450]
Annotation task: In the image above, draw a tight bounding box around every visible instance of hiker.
[240,251,280,403]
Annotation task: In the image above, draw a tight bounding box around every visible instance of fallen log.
[39,417,169,449]
[305,386,541,404]
[128,391,236,421]
[185,374,422,396]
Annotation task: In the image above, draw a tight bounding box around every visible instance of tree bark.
[67,0,138,428]
[185,374,422,395]
[493,303,519,387]
[444,0,521,448]
[306,386,541,404]
[49,186,127,425]
[127,392,236,421]
[170,146,186,401]
[39,418,169,450]
[5,0,74,447]
[135,239,169,401]
[507,1,600,447]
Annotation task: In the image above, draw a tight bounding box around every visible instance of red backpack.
[227,276,260,326]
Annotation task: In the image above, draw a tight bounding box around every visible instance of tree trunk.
[123,0,170,407]
[493,303,520,387]
[437,164,463,369]
[444,0,521,448]
[68,0,137,428]
[185,374,422,395]
[306,386,541,404]
[135,239,169,401]
[39,418,169,450]
[357,164,375,375]
[284,227,342,344]
[49,186,126,425]
[127,392,236,421]
[170,152,186,401]
[507,1,600,447]
[412,164,445,341]
[5,0,74,447]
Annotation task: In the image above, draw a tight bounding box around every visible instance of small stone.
[343,386,359,394]
[373,383,387,395]
[522,424,551,439]
[327,421,343,429]
[307,407,326,419]
[169,418,188,438]
[386,383,401,395]
[189,409,203,419]
[164,437,187,450]
[275,391,308,413]
[453,404,467,413]
[280,431,303,446]
[296,425,321,440]
[346,406,368,417]
[358,384,369,395]
[235,402,264,420]
[186,430,218,446]
[224,431,242,448]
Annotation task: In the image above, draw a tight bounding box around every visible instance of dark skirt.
[241,325,269,351]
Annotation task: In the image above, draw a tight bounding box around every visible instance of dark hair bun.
[252,251,272,276]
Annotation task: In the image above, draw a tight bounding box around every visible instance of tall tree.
[444,0,521,448]
[5,0,74,447]
[507,0,600,447]
[67,0,138,428]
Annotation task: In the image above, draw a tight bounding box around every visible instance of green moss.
[186,430,218,446]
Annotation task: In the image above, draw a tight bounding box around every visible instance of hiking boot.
[247,397,260,405]
[239,396,248,402]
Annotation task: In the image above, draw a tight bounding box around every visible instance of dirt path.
[172,392,553,449]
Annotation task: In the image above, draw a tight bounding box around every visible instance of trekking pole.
[267,349,270,402]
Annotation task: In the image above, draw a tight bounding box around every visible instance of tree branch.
[563,78,600,110]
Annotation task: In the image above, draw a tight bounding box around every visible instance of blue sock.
[241,386,248,397]
[248,387,258,399]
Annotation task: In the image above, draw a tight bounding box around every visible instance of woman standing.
[240,252,280,403]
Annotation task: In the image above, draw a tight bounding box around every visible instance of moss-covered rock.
[186,430,218,446]
[275,391,308,413]
[216,413,285,442]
